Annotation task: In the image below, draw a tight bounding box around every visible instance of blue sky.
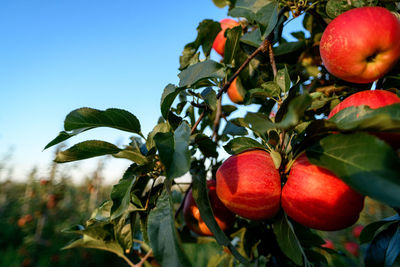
[0,1,305,183]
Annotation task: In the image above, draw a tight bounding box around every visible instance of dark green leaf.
[178,60,224,88]
[365,223,399,267]
[154,122,191,180]
[224,137,265,154]
[228,0,272,22]
[273,41,306,56]
[110,177,137,220]
[273,213,306,266]
[55,140,121,163]
[360,215,400,244]
[224,26,242,65]
[200,87,217,111]
[245,94,312,133]
[65,107,141,133]
[147,188,191,267]
[45,108,142,149]
[255,2,279,38]
[222,121,248,136]
[194,133,218,158]
[241,28,262,47]
[306,133,400,207]
[146,122,171,151]
[161,84,181,119]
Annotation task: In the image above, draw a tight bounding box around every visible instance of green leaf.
[64,108,141,133]
[273,41,305,56]
[273,213,306,266]
[45,108,142,149]
[161,84,181,119]
[224,26,242,65]
[276,65,291,93]
[200,87,217,111]
[55,140,121,163]
[113,149,148,165]
[306,133,400,207]
[241,28,262,47]
[329,104,400,132]
[147,187,191,267]
[244,94,312,133]
[146,122,171,152]
[255,2,279,39]
[178,60,224,88]
[360,215,400,244]
[110,177,137,220]
[222,121,248,136]
[190,163,249,265]
[154,122,191,180]
[62,235,125,258]
[179,20,221,70]
[224,137,265,154]
[228,0,273,23]
[365,223,400,267]
[194,133,218,158]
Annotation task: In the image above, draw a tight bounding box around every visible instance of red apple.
[282,154,364,231]
[216,149,281,220]
[320,7,400,83]
[328,90,400,147]
[345,241,360,257]
[183,180,235,236]
[227,77,244,104]
[212,18,240,56]
[322,239,335,250]
[352,225,364,239]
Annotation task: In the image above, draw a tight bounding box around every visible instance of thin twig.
[268,42,277,78]
[212,98,223,141]
[191,111,206,135]
[134,249,153,267]
[216,38,270,99]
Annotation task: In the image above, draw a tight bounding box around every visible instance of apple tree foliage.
[46,0,400,266]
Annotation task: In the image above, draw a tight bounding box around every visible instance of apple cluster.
[183,6,400,236]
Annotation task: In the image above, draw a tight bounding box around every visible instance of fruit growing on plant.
[352,225,364,239]
[320,7,400,83]
[183,180,236,236]
[282,154,365,231]
[227,77,244,104]
[212,18,240,56]
[345,241,360,257]
[216,149,281,220]
[328,90,400,147]
[322,239,335,250]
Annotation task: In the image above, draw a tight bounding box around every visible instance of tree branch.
[190,110,206,135]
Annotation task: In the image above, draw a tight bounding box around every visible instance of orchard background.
[1,0,400,266]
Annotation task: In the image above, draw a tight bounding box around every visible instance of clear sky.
[0,1,305,183]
